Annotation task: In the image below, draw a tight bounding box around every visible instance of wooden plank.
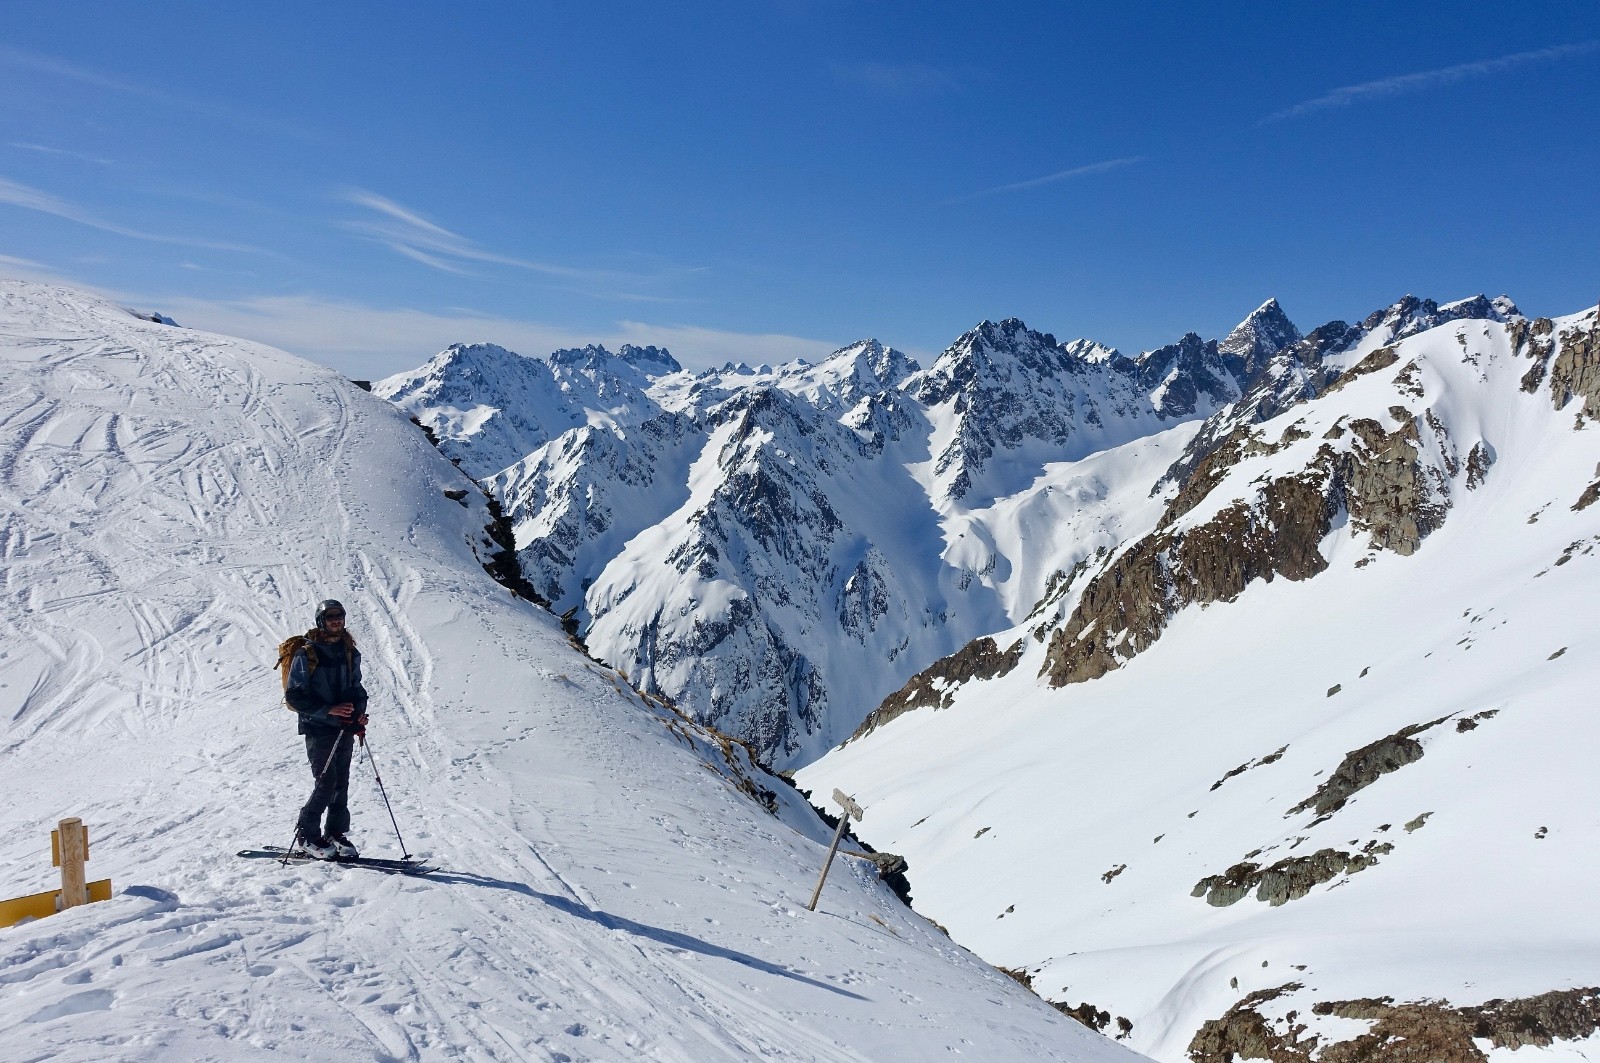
[52,825,90,865]
[0,888,58,928]
[0,880,112,929]
[58,818,88,909]
[832,789,864,822]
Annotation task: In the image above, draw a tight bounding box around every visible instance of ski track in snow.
[0,284,1138,1062]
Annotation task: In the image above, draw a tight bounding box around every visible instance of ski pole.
[279,729,348,866]
[360,735,411,860]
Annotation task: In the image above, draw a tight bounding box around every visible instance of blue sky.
[2,2,1597,378]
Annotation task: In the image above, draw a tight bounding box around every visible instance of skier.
[284,599,369,859]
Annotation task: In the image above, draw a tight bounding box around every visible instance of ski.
[238,846,438,875]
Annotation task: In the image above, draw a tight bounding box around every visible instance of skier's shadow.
[428,869,868,1000]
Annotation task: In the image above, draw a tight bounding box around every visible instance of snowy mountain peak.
[912,318,1067,407]
[757,338,922,414]
[830,337,920,380]
[1359,292,1518,342]
[374,341,578,479]
[1439,293,1522,321]
[550,342,682,378]
[1132,332,1241,418]
[618,342,682,375]
[1219,297,1302,383]
[1061,337,1122,364]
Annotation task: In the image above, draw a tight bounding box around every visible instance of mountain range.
[378,293,1533,767]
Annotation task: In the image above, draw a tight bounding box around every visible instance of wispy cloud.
[139,291,842,378]
[1262,40,1600,124]
[342,189,695,300]
[8,141,114,166]
[0,45,315,141]
[0,251,51,272]
[0,175,274,255]
[834,61,966,96]
[950,156,1147,203]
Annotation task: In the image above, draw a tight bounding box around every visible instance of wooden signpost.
[807,789,864,912]
[0,818,112,929]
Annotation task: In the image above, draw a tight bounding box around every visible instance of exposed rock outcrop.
[851,636,1024,740]
[1342,416,1447,556]
[1189,984,1600,1062]
[1288,716,1448,819]
[1191,841,1394,907]
[1547,314,1600,422]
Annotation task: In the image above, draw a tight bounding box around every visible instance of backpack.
[276,635,316,708]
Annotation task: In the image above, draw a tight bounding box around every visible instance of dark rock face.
[1342,416,1446,556]
[1288,719,1445,819]
[1131,332,1241,418]
[1324,345,1400,393]
[1513,317,1560,394]
[1160,319,1358,490]
[1210,745,1288,791]
[1191,841,1394,907]
[1466,441,1496,490]
[1575,473,1600,512]
[864,851,913,905]
[1547,316,1600,422]
[1189,984,1600,1062]
[1219,299,1304,384]
[851,636,1024,740]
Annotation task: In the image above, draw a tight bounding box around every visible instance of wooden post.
[54,818,89,910]
[0,819,110,928]
[806,789,864,912]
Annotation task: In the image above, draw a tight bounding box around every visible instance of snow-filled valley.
[0,282,1139,1062]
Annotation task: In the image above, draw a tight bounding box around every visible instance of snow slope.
[0,282,1142,1062]
[800,309,1600,1060]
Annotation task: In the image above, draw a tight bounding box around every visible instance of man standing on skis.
[285,599,368,859]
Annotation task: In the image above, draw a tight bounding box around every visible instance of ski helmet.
[315,599,346,630]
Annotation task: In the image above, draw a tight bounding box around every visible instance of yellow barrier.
[0,818,113,929]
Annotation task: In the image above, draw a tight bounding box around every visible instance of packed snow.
[0,282,1143,1062]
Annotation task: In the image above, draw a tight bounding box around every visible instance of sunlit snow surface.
[0,283,1141,1062]
[801,310,1600,1061]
